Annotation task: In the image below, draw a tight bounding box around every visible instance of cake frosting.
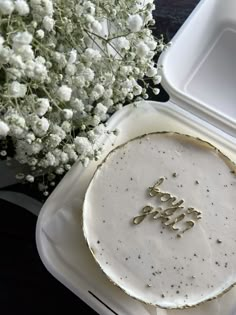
[83,132,236,309]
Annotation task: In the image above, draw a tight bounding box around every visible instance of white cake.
[83,132,236,309]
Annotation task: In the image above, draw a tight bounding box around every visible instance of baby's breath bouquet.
[0,0,164,195]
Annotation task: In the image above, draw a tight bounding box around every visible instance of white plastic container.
[160,0,236,137]
[36,1,236,314]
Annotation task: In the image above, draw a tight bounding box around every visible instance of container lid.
[159,0,236,137]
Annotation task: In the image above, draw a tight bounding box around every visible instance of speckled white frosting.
[83,133,236,309]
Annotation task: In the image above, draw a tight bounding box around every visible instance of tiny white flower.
[43,16,55,31]
[36,98,50,116]
[63,109,73,120]
[68,49,77,64]
[82,68,95,81]
[87,130,97,143]
[0,120,10,137]
[90,92,98,101]
[90,115,101,127]
[94,124,106,135]
[85,14,95,23]
[36,29,45,39]
[74,76,85,88]
[24,60,35,78]
[153,88,160,95]
[28,157,38,166]
[71,98,84,111]
[0,46,12,64]
[120,66,130,76]
[26,132,36,143]
[91,83,104,100]
[133,84,143,96]
[63,144,78,161]
[127,92,134,100]
[48,134,61,148]
[61,121,71,133]
[82,157,90,167]
[153,75,162,85]
[127,14,143,32]
[54,52,67,67]
[9,54,25,69]
[136,42,150,57]
[45,152,56,166]
[133,67,140,75]
[13,31,33,46]
[35,56,46,64]
[94,103,107,117]
[15,0,30,16]
[43,0,54,16]
[64,164,71,171]
[0,0,14,15]
[146,66,157,77]
[57,85,72,102]
[114,103,122,111]
[91,20,102,34]
[148,18,156,26]
[6,123,26,139]
[55,167,65,175]
[84,48,101,61]
[6,68,22,80]
[17,44,35,61]
[157,42,165,52]
[26,175,34,183]
[85,104,93,112]
[31,21,37,28]
[146,39,157,50]
[8,81,27,98]
[121,87,129,97]
[116,37,130,50]
[74,136,93,156]
[52,125,66,139]
[0,150,7,156]
[32,116,50,137]
[103,89,113,99]
[60,152,69,163]
[34,61,48,80]
[83,1,95,15]
[66,63,76,76]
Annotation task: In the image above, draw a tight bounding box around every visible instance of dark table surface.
[1,1,200,314]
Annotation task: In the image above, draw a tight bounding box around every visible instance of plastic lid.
[159,0,236,137]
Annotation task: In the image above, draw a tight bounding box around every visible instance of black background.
[1,1,200,314]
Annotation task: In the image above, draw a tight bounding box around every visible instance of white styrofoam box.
[36,101,236,315]
[160,0,236,136]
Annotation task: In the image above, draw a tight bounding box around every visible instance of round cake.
[82,132,236,309]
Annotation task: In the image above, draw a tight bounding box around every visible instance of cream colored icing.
[83,133,236,309]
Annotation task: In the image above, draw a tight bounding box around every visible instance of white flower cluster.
[0,0,164,193]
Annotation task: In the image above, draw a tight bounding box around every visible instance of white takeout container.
[160,0,236,137]
[36,1,236,314]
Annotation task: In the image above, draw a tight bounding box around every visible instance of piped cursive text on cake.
[133,177,202,238]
